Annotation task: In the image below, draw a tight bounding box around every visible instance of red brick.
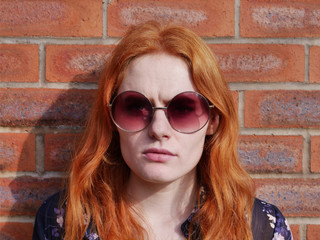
[0,222,33,240]
[311,136,320,173]
[307,225,320,240]
[244,90,320,128]
[0,177,63,216]
[0,133,35,172]
[310,46,320,83]
[0,0,102,37]
[254,178,320,217]
[45,133,80,171]
[0,44,39,82]
[239,135,303,173]
[0,88,95,127]
[290,225,300,240]
[241,0,320,38]
[46,45,114,83]
[107,0,234,37]
[210,44,305,83]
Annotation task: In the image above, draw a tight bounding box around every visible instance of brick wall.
[0,0,319,239]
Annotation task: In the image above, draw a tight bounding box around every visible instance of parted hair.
[65,21,254,240]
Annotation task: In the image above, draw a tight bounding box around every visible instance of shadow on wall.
[0,62,105,239]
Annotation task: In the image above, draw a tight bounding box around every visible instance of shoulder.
[37,191,66,216]
[33,191,66,240]
[252,198,293,240]
[33,191,100,240]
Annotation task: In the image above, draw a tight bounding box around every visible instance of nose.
[148,108,172,139]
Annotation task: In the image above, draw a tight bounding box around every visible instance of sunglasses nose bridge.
[152,106,167,110]
[151,106,168,118]
[150,106,171,124]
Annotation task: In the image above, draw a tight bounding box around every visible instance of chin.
[140,172,189,185]
[141,175,176,184]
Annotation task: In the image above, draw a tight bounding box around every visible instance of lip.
[142,148,176,162]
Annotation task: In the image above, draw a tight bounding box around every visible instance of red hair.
[65,21,254,240]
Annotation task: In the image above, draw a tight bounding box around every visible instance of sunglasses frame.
[108,90,215,134]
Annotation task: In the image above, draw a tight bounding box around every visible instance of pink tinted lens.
[167,92,210,133]
[111,91,153,132]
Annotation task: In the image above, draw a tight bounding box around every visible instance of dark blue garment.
[33,192,293,240]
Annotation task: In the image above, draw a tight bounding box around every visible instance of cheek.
[118,132,142,165]
[180,132,207,161]
[118,133,132,158]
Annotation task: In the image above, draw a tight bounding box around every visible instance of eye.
[124,98,150,116]
[174,104,194,113]
[170,99,195,116]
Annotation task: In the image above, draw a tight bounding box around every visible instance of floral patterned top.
[33,192,293,240]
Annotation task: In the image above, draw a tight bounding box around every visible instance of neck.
[126,170,198,222]
[126,171,198,240]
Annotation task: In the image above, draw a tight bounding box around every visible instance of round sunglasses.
[108,91,214,134]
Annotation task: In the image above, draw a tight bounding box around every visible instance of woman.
[33,21,293,240]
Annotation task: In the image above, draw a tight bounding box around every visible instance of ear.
[206,111,220,135]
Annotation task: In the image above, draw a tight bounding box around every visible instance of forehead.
[117,53,197,99]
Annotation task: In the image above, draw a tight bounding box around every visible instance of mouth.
[143,148,176,162]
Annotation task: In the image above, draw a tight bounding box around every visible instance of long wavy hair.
[65,21,254,240]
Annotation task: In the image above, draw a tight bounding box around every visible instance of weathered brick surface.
[46,45,114,83]
[239,135,303,173]
[307,225,320,240]
[0,222,33,240]
[311,136,320,173]
[290,225,300,240]
[241,0,320,38]
[0,177,63,216]
[45,133,80,171]
[255,179,320,217]
[0,88,95,127]
[0,0,102,37]
[107,0,234,37]
[244,90,320,128]
[210,44,305,82]
[0,133,35,172]
[0,44,39,82]
[0,0,319,234]
[310,46,320,83]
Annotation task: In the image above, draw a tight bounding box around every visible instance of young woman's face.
[116,53,216,185]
